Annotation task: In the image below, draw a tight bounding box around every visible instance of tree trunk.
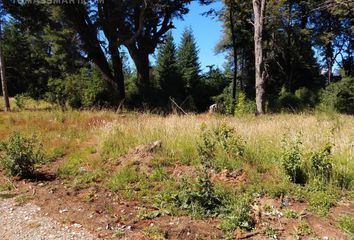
[127,46,150,100]
[109,43,125,102]
[0,44,10,112]
[326,42,333,84]
[229,2,238,114]
[253,0,266,115]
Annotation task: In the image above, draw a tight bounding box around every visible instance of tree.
[0,5,10,111]
[177,28,201,110]
[253,0,267,115]
[155,33,184,106]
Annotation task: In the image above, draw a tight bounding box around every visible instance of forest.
[0,0,352,114]
[0,0,353,239]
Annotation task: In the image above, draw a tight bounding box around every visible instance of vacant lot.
[0,110,353,239]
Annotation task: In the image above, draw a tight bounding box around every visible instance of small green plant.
[337,215,354,236]
[14,94,29,109]
[174,171,222,217]
[220,193,254,233]
[0,132,45,177]
[294,220,313,237]
[281,134,306,184]
[138,207,162,220]
[197,123,216,168]
[284,208,300,219]
[310,143,333,183]
[308,189,337,217]
[142,225,166,240]
[108,166,146,191]
[263,227,278,239]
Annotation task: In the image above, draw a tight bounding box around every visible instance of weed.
[308,189,337,217]
[15,195,34,205]
[293,220,314,237]
[0,132,45,177]
[138,207,162,220]
[284,208,300,219]
[142,225,166,240]
[281,134,306,184]
[263,227,278,239]
[220,193,254,232]
[337,215,354,236]
[310,143,333,183]
[107,165,145,192]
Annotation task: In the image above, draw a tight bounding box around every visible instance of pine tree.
[156,33,184,105]
[177,28,201,110]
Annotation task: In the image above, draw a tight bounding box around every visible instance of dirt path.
[0,198,97,240]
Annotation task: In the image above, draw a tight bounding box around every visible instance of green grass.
[337,215,354,236]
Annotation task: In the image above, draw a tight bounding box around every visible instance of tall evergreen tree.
[177,28,201,110]
[156,33,184,106]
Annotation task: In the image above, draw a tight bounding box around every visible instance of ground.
[0,110,353,239]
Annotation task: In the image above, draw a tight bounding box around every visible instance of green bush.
[295,87,316,107]
[310,144,333,183]
[0,133,45,177]
[319,77,354,114]
[47,67,110,108]
[14,94,30,109]
[278,91,303,111]
[281,135,307,184]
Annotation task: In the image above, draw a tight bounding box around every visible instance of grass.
[0,108,354,237]
[337,215,354,236]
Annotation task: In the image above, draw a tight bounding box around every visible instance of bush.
[14,93,30,109]
[0,133,45,177]
[295,87,316,107]
[310,144,333,183]
[278,91,303,111]
[281,135,306,184]
[319,77,354,114]
[47,67,111,108]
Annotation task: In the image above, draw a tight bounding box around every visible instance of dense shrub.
[319,77,354,114]
[295,87,316,107]
[278,91,303,111]
[47,67,111,108]
[0,133,45,177]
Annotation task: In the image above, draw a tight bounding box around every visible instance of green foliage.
[281,135,306,184]
[47,67,110,108]
[319,77,354,114]
[308,189,337,217]
[107,165,145,192]
[14,94,30,109]
[337,215,354,236]
[197,123,245,171]
[172,172,222,217]
[294,220,314,237]
[295,87,317,107]
[310,144,333,183]
[284,208,300,219]
[142,225,166,240]
[177,28,201,111]
[235,92,256,115]
[0,132,45,177]
[220,193,254,232]
[278,89,303,111]
[156,33,185,106]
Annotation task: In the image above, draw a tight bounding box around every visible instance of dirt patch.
[116,140,162,173]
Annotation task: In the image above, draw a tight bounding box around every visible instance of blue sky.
[170,1,226,72]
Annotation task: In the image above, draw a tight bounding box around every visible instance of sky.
[170,1,226,72]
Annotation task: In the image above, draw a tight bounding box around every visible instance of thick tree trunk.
[109,43,125,101]
[229,2,238,113]
[253,0,266,115]
[0,45,10,112]
[127,46,151,99]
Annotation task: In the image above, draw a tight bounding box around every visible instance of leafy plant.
[281,134,306,184]
[310,143,333,183]
[0,132,45,177]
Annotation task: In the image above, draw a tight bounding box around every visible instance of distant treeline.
[0,1,353,114]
